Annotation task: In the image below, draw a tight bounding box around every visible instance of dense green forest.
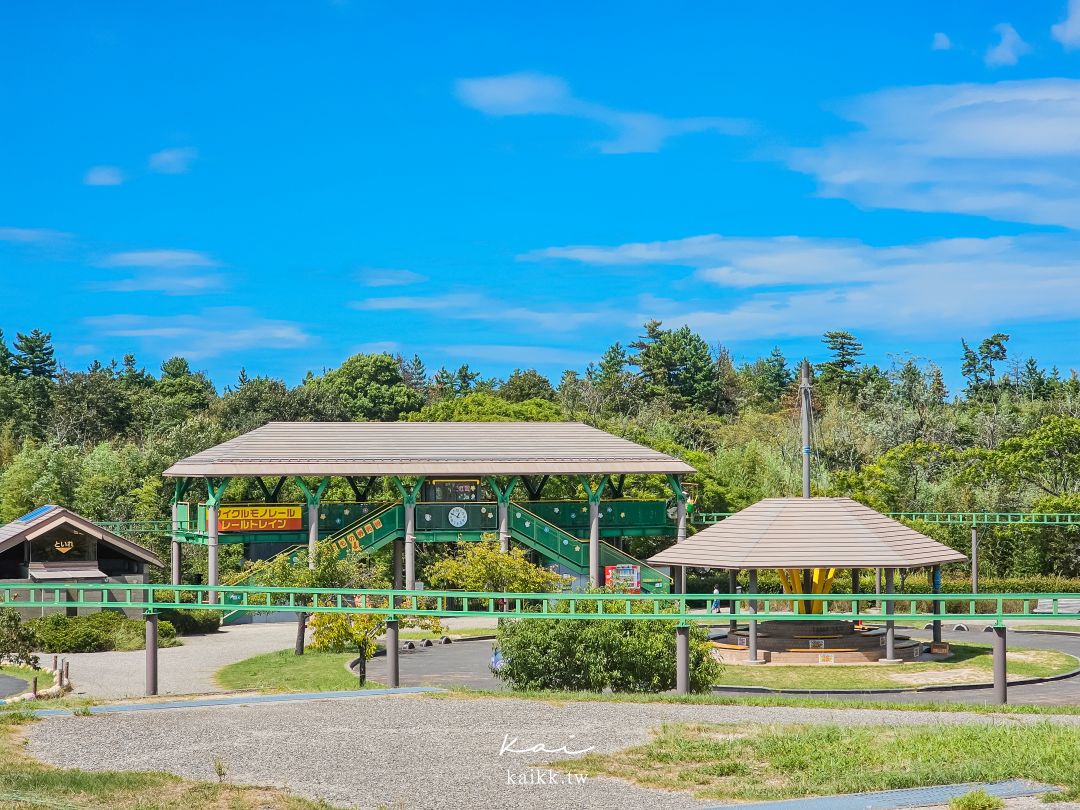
[1,322,1079,579]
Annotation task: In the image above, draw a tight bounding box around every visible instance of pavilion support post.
[728,569,738,632]
[580,476,609,589]
[971,524,979,594]
[145,611,158,696]
[170,478,190,587]
[675,624,690,696]
[668,474,688,544]
[880,567,900,663]
[204,477,230,605]
[170,502,182,586]
[932,564,942,644]
[296,477,330,571]
[992,625,1007,705]
[393,478,425,591]
[489,477,520,554]
[851,568,861,616]
[392,539,403,589]
[386,619,400,688]
[747,569,763,664]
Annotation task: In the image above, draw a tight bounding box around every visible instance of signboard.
[930,641,951,655]
[218,505,303,532]
[604,564,641,594]
[427,479,480,502]
[818,653,836,664]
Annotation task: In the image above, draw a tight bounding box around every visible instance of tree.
[13,329,57,379]
[409,392,562,423]
[629,320,717,410]
[398,354,428,395]
[0,329,14,376]
[818,331,863,396]
[305,353,423,422]
[498,369,555,403]
[961,333,1010,399]
[424,541,568,593]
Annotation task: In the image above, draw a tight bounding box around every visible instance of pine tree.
[0,329,13,376]
[13,329,56,379]
[819,331,864,396]
[398,354,428,393]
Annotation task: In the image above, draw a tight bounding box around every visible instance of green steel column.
[489,477,519,554]
[581,476,609,588]
[170,478,190,586]
[205,478,230,605]
[971,524,979,594]
[393,478,425,590]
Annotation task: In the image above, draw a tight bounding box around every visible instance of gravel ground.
[25,693,1080,810]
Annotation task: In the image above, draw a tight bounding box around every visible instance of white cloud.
[455,72,750,153]
[84,166,124,186]
[84,309,313,358]
[790,78,1080,228]
[932,32,952,51]
[986,23,1030,67]
[352,291,604,331]
[98,249,221,269]
[1053,0,1080,48]
[102,273,226,295]
[528,232,1080,339]
[360,268,428,287]
[0,226,72,244]
[148,147,199,174]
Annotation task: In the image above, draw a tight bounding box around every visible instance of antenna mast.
[800,360,811,498]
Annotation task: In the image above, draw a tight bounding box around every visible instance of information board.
[218,505,303,532]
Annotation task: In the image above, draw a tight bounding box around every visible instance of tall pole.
[307,503,319,571]
[207,502,219,605]
[145,612,159,696]
[971,523,979,594]
[800,360,811,499]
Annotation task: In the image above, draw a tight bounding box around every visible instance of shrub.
[0,609,38,667]
[28,611,178,653]
[157,608,220,635]
[494,595,720,693]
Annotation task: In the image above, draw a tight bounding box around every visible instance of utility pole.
[800,360,812,499]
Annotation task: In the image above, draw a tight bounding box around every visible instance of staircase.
[219,502,404,623]
[508,502,671,593]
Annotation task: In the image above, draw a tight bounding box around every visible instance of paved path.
[25,692,1080,810]
[54,623,298,699]
[0,672,27,698]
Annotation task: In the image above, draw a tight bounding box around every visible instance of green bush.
[157,608,220,635]
[494,594,720,693]
[0,609,39,667]
[28,611,178,653]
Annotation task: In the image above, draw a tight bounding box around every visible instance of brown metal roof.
[162,421,695,477]
[0,506,163,567]
[649,497,967,570]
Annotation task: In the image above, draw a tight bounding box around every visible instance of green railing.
[692,511,1080,526]
[4,583,1078,623]
[523,499,673,538]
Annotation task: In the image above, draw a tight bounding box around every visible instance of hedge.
[28,611,178,653]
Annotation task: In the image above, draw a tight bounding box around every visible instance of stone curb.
[0,664,70,705]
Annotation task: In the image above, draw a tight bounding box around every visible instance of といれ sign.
[218,505,303,532]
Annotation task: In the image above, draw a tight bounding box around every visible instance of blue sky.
[4,2,1080,389]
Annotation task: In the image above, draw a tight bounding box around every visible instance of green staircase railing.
[508,503,671,593]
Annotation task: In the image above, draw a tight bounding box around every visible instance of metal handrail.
[2,584,1075,623]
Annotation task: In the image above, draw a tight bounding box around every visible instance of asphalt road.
[0,672,27,698]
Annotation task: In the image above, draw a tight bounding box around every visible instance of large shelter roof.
[649,497,966,570]
[162,421,695,477]
[0,505,163,567]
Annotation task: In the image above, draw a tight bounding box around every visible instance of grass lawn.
[558,721,1080,802]
[713,642,1077,690]
[1015,624,1080,632]
[441,685,1080,716]
[0,712,333,809]
[0,666,59,697]
[215,649,383,693]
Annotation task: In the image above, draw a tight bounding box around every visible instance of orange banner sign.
[218,505,303,532]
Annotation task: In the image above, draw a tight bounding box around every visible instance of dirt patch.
[886,667,985,686]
